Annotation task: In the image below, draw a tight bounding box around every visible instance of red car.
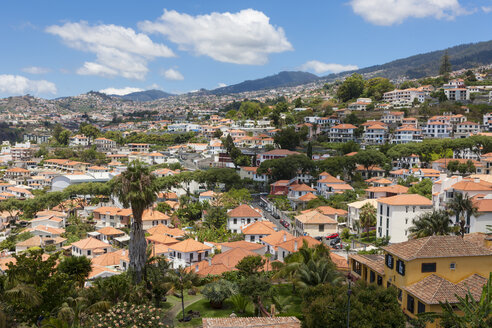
[326,233,339,239]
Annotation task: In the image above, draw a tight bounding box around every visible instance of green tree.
[235,255,265,276]
[439,51,452,76]
[57,256,92,288]
[218,188,252,209]
[79,123,100,139]
[364,77,394,100]
[168,267,200,322]
[112,161,158,283]
[408,179,433,199]
[307,141,313,159]
[57,130,71,146]
[353,150,387,178]
[202,280,238,309]
[294,97,303,108]
[296,259,341,288]
[337,73,365,102]
[359,203,376,233]
[274,127,304,150]
[408,210,453,238]
[238,275,273,315]
[204,206,228,229]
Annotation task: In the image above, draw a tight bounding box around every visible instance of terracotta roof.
[169,238,211,253]
[297,192,318,202]
[318,174,345,184]
[405,274,487,305]
[451,180,492,192]
[228,204,262,218]
[289,184,315,192]
[241,221,276,235]
[92,249,128,267]
[332,124,357,130]
[88,264,118,280]
[147,224,185,237]
[383,236,492,261]
[349,254,385,275]
[278,236,321,252]
[202,317,301,328]
[71,237,109,250]
[29,225,65,235]
[261,149,300,156]
[146,234,179,245]
[6,167,30,173]
[330,252,349,271]
[219,240,266,251]
[96,227,125,236]
[377,194,432,206]
[261,231,295,247]
[366,185,409,194]
[315,206,348,216]
[142,209,170,222]
[295,210,337,224]
[200,190,215,197]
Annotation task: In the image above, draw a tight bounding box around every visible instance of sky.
[0,0,491,98]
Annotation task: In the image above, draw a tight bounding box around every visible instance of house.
[362,123,389,145]
[4,167,30,181]
[316,173,353,197]
[391,126,423,144]
[365,184,409,199]
[294,210,338,238]
[239,166,268,182]
[127,143,150,152]
[261,230,295,259]
[147,224,186,239]
[287,184,316,209]
[94,137,117,151]
[89,227,126,244]
[445,88,469,101]
[349,236,492,327]
[28,225,65,238]
[142,209,170,231]
[30,216,65,229]
[168,238,212,268]
[219,240,267,255]
[383,89,427,105]
[199,190,216,203]
[455,121,480,138]
[241,220,276,243]
[69,135,90,147]
[329,124,356,143]
[71,237,112,258]
[355,165,385,179]
[269,180,291,196]
[467,195,492,233]
[277,236,321,262]
[348,98,372,111]
[424,122,452,138]
[15,235,66,254]
[376,194,433,243]
[381,111,404,124]
[93,207,132,228]
[146,234,179,246]
[257,149,300,165]
[91,249,129,271]
[226,204,263,233]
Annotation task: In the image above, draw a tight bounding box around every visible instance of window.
[370,270,375,283]
[353,260,361,275]
[386,218,389,228]
[87,250,91,256]
[233,218,237,225]
[398,288,402,301]
[421,263,436,273]
[386,206,390,216]
[406,206,408,213]
[379,217,382,226]
[377,275,382,286]
[385,254,394,269]
[177,253,181,259]
[450,263,456,270]
[413,206,416,213]
[190,253,193,261]
[380,204,383,213]
[250,236,255,242]
[319,224,324,232]
[418,301,426,314]
[407,295,415,313]
[396,260,405,276]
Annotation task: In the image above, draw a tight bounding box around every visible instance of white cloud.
[300,60,358,74]
[139,9,293,65]
[46,21,175,80]
[99,87,144,96]
[147,83,162,90]
[162,68,184,80]
[21,66,51,74]
[218,83,227,88]
[482,6,492,13]
[349,0,468,26]
[0,74,57,95]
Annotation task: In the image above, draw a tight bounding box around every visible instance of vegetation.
[408,210,454,238]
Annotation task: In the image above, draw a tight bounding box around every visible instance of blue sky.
[0,0,491,98]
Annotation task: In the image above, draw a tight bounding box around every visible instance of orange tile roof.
[169,238,211,253]
[289,184,316,192]
[278,236,321,252]
[314,206,347,216]
[241,221,276,235]
[377,194,432,206]
[451,180,492,192]
[365,185,409,194]
[318,174,345,184]
[146,234,179,245]
[295,210,337,224]
[261,230,295,247]
[218,240,266,251]
[227,204,262,218]
[71,237,109,250]
[297,192,318,202]
[349,254,385,275]
[147,224,185,237]
[96,227,125,236]
[202,317,301,328]
[383,235,492,261]
[91,249,128,267]
[142,209,170,221]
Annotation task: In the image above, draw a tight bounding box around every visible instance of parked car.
[326,233,339,239]
[329,237,341,246]
[282,221,290,228]
[314,236,324,242]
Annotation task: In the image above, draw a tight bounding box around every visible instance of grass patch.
[176,298,252,327]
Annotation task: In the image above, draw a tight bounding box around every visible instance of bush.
[202,280,238,308]
[86,302,163,327]
[341,228,350,240]
[229,294,252,314]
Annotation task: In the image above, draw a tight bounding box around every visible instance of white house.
[227,204,263,233]
[168,239,212,268]
[241,220,276,243]
[71,237,112,258]
[376,194,433,243]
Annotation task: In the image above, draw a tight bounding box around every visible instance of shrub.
[341,228,350,239]
[229,294,252,314]
[202,280,238,309]
[86,302,164,328]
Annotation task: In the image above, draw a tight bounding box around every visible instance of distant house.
[71,237,112,258]
[256,149,300,166]
[168,239,212,268]
[329,124,356,143]
[226,204,263,233]
[241,220,276,243]
[142,209,170,231]
[294,210,338,238]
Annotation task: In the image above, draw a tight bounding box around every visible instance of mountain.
[208,71,319,95]
[113,89,174,101]
[323,40,492,81]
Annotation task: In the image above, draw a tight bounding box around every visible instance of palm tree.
[57,256,92,288]
[296,259,342,288]
[112,161,158,284]
[359,203,376,234]
[409,210,453,238]
[448,193,468,224]
[439,272,491,328]
[168,267,200,322]
[448,193,478,237]
[57,296,110,328]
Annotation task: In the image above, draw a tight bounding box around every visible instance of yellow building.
[349,235,492,327]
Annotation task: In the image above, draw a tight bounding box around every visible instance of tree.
[218,188,252,209]
[364,77,394,100]
[359,203,376,233]
[408,210,453,238]
[337,73,365,102]
[302,281,405,328]
[296,259,342,288]
[203,206,228,229]
[307,141,313,160]
[447,193,478,236]
[202,280,238,309]
[353,150,387,178]
[213,129,223,138]
[257,154,314,181]
[274,127,304,150]
[168,267,200,321]
[408,179,433,199]
[57,256,92,288]
[112,161,158,283]
[79,123,100,139]
[439,51,452,76]
[235,255,265,276]
[438,272,491,328]
[294,97,303,108]
[57,130,71,146]
[238,275,273,315]
[57,296,110,328]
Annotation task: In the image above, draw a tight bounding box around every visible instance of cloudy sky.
[1,0,491,97]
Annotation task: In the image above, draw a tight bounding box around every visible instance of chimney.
[283,233,287,242]
[294,240,298,252]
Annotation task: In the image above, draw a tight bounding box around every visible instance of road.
[252,199,291,233]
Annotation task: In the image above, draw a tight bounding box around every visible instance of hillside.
[323,40,492,80]
[208,71,319,95]
[114,89,174,102]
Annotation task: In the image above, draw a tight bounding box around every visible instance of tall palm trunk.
[181,287,185,321]
[129,209,147,284]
